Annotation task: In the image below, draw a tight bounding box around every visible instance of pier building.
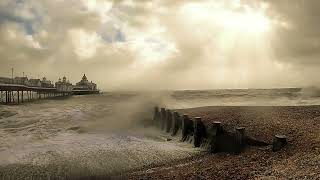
[55,76,73,92]
[28,79,41,87]
[73,74,99,95]
[74,74,97,91]
[0,77,13,84]
[41,77,54,88]
[14,77,29,85]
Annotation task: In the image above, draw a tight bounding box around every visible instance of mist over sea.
[0,88,320,178]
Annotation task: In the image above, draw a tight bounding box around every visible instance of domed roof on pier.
[82,74,88,81]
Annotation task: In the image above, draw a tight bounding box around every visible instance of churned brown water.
[0,92,197,179]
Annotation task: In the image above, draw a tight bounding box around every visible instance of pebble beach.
[127,106,320,179]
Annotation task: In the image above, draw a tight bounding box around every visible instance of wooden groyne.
[152,106,287,153]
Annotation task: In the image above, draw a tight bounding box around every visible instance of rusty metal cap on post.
[275,134,287,139]
[235,127,245,132]
[194,117,202,122]
[213,121,221,125]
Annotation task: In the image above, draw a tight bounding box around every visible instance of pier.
[0,83,72,104]
[0,73,99,105]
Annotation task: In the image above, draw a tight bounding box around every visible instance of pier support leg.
[9,91,11,103]
[17,91,20,104]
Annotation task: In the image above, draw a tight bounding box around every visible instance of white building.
[74,74,97,91]
[41,77,54,88]
[0,77,13,84]
[14,77,29,85]
[55,76,73,91]
[28,79,41,87]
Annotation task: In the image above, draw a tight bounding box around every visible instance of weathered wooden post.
[153,106,160,127]
[235,127,246,152]
[160,108,166,130]
[171,111,181,136]
[181,114,192,142]
[235,127,245,146]
[272,135,287,152]
[194,117,206,148]
[207,121,222,153]
[165,110,173,133]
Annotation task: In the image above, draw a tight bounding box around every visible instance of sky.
[0,0,320,90]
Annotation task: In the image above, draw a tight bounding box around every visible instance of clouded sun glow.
[180,2,272,35]
[219,10,271,34]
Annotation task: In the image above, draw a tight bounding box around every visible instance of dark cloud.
[260,0,320,62]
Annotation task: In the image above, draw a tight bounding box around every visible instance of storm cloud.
[0,0,319,90]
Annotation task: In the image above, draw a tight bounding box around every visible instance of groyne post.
[181,114,193,142]
[194,117,206,147]
[207,121,222,153]
[160,108,166,131]
[235,127,246,152]
[153,106,160,127]
[165,110,173,133]
[171,111,181,136]
[272,135,287,152]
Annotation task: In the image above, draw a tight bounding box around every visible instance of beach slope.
[127,106,320,179]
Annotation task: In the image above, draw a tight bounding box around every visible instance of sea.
[0,88,320,179]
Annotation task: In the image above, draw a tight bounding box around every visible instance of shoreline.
[126,105,320,179]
